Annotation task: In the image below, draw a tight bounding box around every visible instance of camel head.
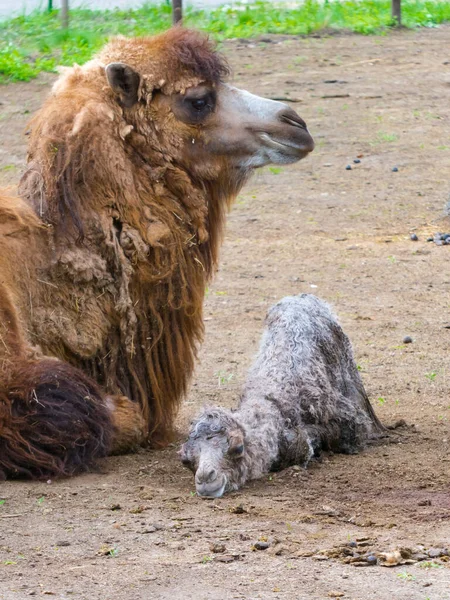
[24,27,314,249]
[180,408,247,498]
[97,28,314,179]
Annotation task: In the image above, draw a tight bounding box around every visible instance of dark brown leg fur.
[0,359,114,480]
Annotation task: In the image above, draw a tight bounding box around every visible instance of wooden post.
[61,0,69,29]
[172,0,182,25]
[391,0,401,26]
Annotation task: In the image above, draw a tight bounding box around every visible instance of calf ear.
[228,431,245,457]
[105,62,140,108]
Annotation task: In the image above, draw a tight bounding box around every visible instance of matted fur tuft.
[0,359,113,480]
[164,28,230,83]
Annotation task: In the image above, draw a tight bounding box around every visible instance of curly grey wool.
[180,294,384,498]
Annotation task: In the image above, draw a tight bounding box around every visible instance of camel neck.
[236,395,284,479]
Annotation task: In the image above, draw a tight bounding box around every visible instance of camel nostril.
[206,468,217,483]
[278,108,307,130]
[196,467,218,484]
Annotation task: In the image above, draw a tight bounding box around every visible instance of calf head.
[179,408,246,498]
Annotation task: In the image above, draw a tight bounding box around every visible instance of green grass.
[1,0,450,83]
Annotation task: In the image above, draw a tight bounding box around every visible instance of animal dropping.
[180,295,384,497]
[0,28,314,480]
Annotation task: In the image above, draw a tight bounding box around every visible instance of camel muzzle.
[195,469,227,498]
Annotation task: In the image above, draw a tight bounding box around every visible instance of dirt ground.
[1,25,450,600]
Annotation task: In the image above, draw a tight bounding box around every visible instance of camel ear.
[178,444,189,463]
[105,62,140,108]
[228,431,245,457]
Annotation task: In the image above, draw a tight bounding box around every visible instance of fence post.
[391,0,401,26]
[172,0,182,25]
[61,0,69,28]
[48,0,53,11]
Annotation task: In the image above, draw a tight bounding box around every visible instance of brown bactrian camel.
[0,28,314,480]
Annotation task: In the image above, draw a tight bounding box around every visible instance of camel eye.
[176,89,216,124]
[181,455,195,472]
[191,98,207,111]
[229,444,244,457]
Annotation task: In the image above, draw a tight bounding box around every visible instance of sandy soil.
[0,26,450,600]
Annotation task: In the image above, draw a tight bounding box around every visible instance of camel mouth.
[259,132,315,160]
[196,475,228,499]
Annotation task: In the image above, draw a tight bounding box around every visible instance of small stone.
[410,233,418,241]
[378,550,403,566]
[55,541,71,547]
[268,543,289,556]
[427,548,442,558]
[353,159,361,164]
[414,553,429,561]
[253,541,270,551]
[392,167,399,172]
[140,526,157,534]
[110,504,121,511]
[366,555,377,565]
[426,236,433,242]
[399,547,414,560]
[210,543,226,554]
[215,554,236,563]
[328,592,345,598]
[345,165,352,170]
[231,504,247,514]
[417,499,431,506]
[348,541,358,548]
[403,336,413,344]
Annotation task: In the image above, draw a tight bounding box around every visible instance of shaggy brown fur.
[0,359,111,480]
[18,30,240,444]
[0,28,313,479]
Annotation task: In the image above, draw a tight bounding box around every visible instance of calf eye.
[229,444,244,457]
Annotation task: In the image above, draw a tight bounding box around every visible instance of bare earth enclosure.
[0,25,449,600]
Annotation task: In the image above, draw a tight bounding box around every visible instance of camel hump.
[0,359,113,480]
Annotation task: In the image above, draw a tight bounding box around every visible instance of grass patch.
[370,130,399,145]
[1,0,450,83]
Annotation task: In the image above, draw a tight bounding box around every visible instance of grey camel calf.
[180,294,384,498]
